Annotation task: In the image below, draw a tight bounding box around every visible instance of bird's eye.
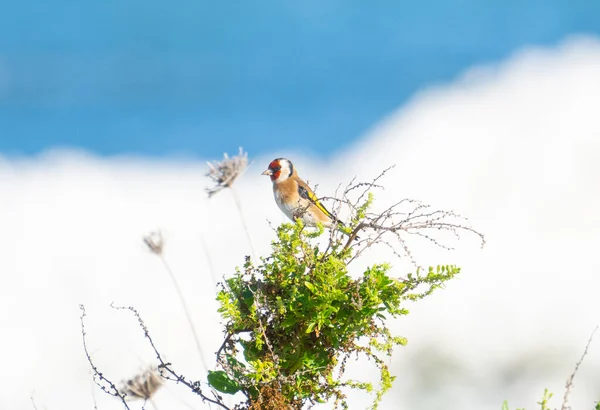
[273,165,281,172]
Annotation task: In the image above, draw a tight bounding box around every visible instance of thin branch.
[345,166,394,200]
[79,305,132,410]
[216,331,235,360]
[111,303,231,410]
[561,325,599,410]
[343,202,484,267]
[295,168,485,269]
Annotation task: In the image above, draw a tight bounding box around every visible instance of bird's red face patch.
[269,159,282,181]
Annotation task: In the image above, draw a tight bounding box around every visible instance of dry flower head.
[206,147,248,197]
[119,367,163,400]
[143,231,164,255]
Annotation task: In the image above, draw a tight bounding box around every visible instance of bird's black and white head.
[261,158,295,183]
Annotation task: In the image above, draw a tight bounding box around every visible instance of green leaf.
[501,400,509,410]
[304,281,316,293]
[281,316,297,328]
[207,370,242,395]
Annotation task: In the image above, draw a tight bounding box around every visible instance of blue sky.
[1,0,598,158]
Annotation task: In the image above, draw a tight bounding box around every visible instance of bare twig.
[216,331,235,361]
[111,303,231,410]
[561,325,599,410]
[322,169,486,267]
[79,305,132,410]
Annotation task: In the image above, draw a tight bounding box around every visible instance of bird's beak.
[262,169,273,176]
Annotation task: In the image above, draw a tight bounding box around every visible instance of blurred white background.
[1,37,599,410]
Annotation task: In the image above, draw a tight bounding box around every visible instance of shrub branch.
[110,303,231,410]
[561,325,599,410]
[79,305,132,410]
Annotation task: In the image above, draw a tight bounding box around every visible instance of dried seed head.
[206,147,249,197]
[143,231,164,255]
[119,367,163,400]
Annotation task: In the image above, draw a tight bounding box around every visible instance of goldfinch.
[262,158,344,231]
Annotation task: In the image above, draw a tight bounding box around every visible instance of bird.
[262,158,346,232]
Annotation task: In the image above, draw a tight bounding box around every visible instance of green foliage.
[502,389,600,410]
[501,398,526,410]
[502,400,521,410]
[537,389,553,410]
[207,370,242,395]
[503,389,600,410]
[502,389,552,410]
[212,213,460,409]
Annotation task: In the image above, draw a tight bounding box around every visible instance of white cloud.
[2,36,600,410]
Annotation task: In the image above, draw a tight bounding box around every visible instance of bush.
[212,220,460,409]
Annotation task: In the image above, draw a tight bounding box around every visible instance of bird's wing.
[297,182,336,221]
